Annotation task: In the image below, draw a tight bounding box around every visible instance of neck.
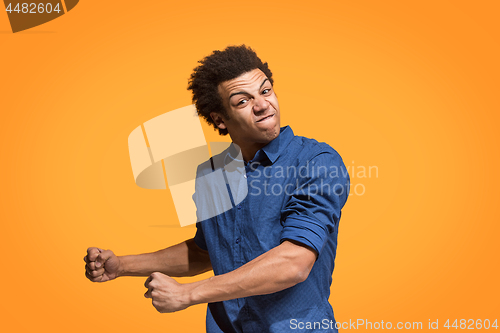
[235,141,267,162]
[242,144,266,162]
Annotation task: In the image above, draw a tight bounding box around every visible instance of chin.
[267,124,280,140]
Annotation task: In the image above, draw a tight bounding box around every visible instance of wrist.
[115,256,125,278]
[184,278,208,306]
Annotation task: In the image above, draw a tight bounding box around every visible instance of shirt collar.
[223,142,244,167]
[223,126,295,167]
[250,126,294,165]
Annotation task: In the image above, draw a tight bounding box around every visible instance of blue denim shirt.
[193,126,350,333]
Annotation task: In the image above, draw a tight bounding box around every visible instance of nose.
[253,95,269,113]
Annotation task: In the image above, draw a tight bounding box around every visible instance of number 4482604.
[444,319,498,329]
[6,3,61,14]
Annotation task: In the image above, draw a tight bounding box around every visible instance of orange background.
[1,1,499,332]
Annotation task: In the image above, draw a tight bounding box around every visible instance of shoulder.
[195,159,213,178]
[195,143,236,178]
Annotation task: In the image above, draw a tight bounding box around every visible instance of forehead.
[218,68,268,97]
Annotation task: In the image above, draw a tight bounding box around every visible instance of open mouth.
[257,114,275,122]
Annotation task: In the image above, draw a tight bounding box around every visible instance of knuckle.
[99,250,112,261]
[87,249,99,261]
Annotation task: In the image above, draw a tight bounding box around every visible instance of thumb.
[95,249,114,268]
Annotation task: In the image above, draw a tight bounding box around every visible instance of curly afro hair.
[187,45,274,136]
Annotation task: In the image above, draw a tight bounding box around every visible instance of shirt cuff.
[279,215,329,256]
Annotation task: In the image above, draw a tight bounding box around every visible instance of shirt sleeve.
[192,164,209,251]
[280,149,350,256]
[193,222,208,251]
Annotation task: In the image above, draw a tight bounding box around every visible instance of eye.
[237,98,248,106]
[262,88,271,95]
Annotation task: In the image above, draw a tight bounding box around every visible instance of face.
[212,68,281,150]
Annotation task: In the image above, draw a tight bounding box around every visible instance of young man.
[84,45,350,332]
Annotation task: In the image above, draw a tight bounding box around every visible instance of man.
[84,45,350,332]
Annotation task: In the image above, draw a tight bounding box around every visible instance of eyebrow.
[228,78,269,99]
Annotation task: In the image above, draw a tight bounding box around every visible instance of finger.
[150,272,169,280]
[144,287,152,299]
[86,248,101,262]
[95,250,114,268]
[85,265,104,277]
[85,270,103,282]
[85,260,96,270]
[146,272,162,288]
[83,256,100,270]
[85,264,94,275]
[144,275,153,288]
[85,263,104,277]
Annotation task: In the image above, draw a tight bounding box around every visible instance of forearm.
[118,238,211,277]
[186,240,315,305]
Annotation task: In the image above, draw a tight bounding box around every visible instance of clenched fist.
[144,272,191,313]
[84,247,120,282]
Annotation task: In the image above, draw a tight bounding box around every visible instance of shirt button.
[237,205,242,210]
[235,238,240,244]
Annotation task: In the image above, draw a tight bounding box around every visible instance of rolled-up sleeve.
[280,150,350,256]
[194,222,208,251]
[192,163,209,251]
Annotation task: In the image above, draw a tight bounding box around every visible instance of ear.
[210,112,227,130]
